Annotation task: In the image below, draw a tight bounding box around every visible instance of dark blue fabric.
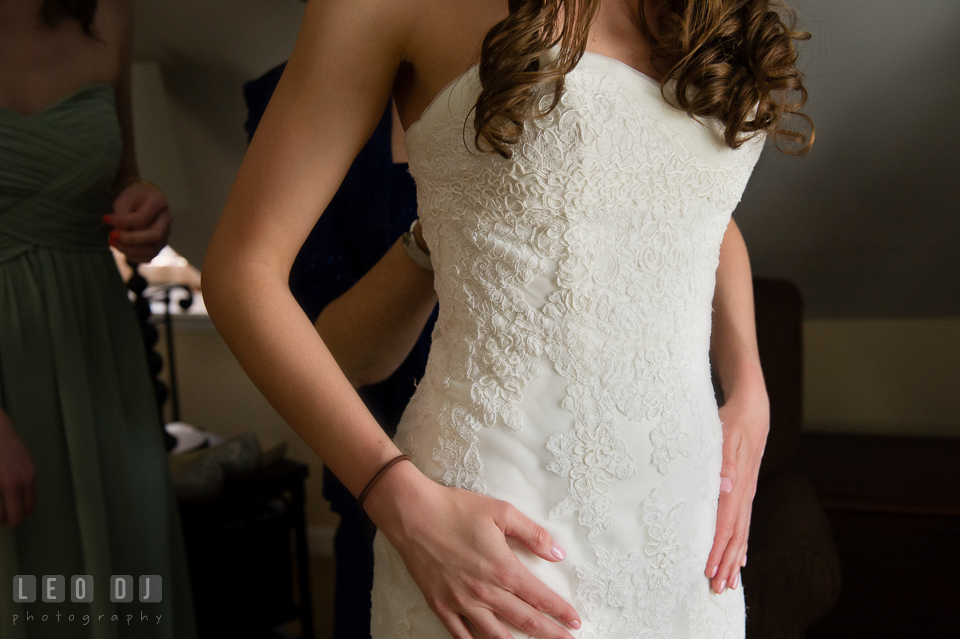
[242,64,436,501]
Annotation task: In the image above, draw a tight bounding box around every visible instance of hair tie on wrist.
[358,454,412,511]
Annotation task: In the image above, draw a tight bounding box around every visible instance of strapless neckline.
[0,79,121,257]
[405,50,664,139]
[0,82,114,119]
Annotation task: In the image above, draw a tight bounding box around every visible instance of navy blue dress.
[244,63,435,639]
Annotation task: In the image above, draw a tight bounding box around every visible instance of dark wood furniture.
[738,279,841,639]
[799,433,960,639]
[179,459,315,639]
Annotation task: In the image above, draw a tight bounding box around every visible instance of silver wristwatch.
[402,220,433,271]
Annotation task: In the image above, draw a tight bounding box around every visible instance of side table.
[179,458,314,638]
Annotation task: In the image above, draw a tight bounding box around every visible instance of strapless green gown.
[0,84,197,638]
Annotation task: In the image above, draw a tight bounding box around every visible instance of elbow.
[200,254,232,329]
[201,247,265,333]
[201,232,282,330]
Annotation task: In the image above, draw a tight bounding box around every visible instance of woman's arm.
[204,0,413,500]
[104,0,171,264]
[704,218,770,594]
[203,2,580,637]
[111,0,138,192]
[315,225,437,388]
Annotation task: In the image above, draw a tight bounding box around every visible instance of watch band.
[402,220,433,271]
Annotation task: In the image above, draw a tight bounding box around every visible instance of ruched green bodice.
[0,84,197,638]
[0,83,120,261]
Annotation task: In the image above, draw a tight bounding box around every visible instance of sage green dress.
[0,84,197,638]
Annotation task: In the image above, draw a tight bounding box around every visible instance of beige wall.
[804,317,960,437]
[133,0,306,269]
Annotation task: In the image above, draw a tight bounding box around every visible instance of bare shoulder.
[309,0,491,49]
[393,0,507,128]
[302,0,422,47]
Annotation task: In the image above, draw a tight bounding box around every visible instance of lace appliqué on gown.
[413,66,757,538]
[372,532,425,639]
[574,488,721,639]
[375,53,763,639]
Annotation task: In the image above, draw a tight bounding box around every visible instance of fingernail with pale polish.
[742,555,747,567]
[551,545,566,560]
[731,574,739,589]
[710,565,718,578]
[720,477,734,493]
[568,620,581,630]
[717,579,727,594]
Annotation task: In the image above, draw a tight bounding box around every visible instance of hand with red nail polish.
[0,408,37,527]
[103,181,171,264]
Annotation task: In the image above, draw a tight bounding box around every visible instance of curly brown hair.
[475,0,813,158]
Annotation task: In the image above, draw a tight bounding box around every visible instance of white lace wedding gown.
[371,51,765,639]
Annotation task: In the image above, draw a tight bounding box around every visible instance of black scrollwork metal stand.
[154,283,194,424]
[127,261,193,452]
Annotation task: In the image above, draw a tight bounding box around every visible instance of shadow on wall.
[151,54,256,269]
[133,0,306,269]
[737,0,960,318]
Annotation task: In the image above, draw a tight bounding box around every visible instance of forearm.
[113,0,139,194]
[315,234,437,388]
[201,0,435,529]
[203,257,403,499]
[711,219,768,407]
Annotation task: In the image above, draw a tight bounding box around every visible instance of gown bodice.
[403,50,764,488]
[0,83,120,262]
[379,50,767,639]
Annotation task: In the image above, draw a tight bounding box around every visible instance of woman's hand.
[706,217,768,593]
[364,462,582,639]
[705,390,769,594]
[105,181,172,264]
[0,409,37,527]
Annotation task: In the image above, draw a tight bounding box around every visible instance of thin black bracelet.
[357,454,413,511]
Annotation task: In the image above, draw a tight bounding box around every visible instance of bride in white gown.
[205,1,812,638]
